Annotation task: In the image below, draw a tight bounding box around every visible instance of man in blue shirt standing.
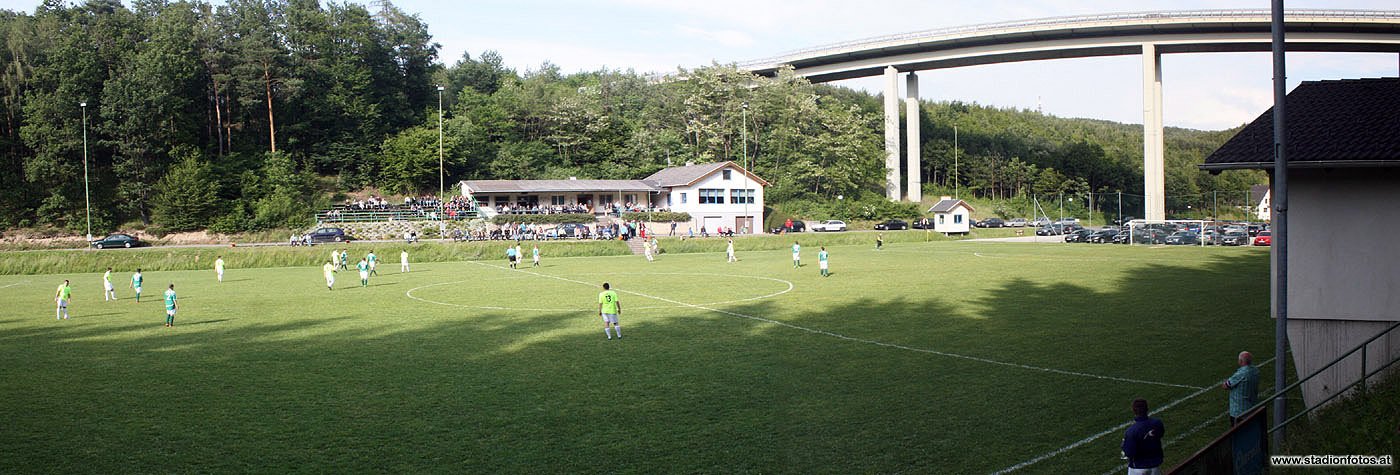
[1222,350,1260,426]
[1121,398,1165,475]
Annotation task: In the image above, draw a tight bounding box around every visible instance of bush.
[489,214,595,225]
[152,150,219,232]
[621,211,691,222]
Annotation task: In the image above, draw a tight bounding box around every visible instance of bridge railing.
[738,9,1400,68]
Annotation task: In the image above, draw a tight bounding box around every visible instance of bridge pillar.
[906,72,922,203]
[1142,44,1166,221]
[884,66,901,201]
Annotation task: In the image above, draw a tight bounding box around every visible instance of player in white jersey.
[103,267,116,301]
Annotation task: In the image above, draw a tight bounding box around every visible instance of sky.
[6,0,1398,130]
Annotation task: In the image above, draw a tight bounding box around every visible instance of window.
[699,189,725,204]
[600,194,614,205]
[624,194,636,204]
[729,189,755,204]
[954,214,963,224]
[666,194,672,207]
[680,193,687,204]
[722,169,732,180]
[551,195,565,206]
[938,215,945,224]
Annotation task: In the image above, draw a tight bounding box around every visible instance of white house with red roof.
[460,161,769,233]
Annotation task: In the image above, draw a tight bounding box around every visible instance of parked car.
[1220,231,1250,246]
[873,219,908,230]
[1111,231,1132,244]
[1164,231,1201,245]
[977,218,1006,228]
[1087,228,1119,243]
[91,233,145,249]
[1064,228,1095,243]
[787,220,806,232]
[308,227,353,243]
[1030,217,1052,227]
[1112,216,1138,226]
[1035,224,1065,236]
[1253,230,1272,246]
[911,218,934,229]
[1006,218,1028,228]
[811,220,848,232]
[1132,229,1168,244]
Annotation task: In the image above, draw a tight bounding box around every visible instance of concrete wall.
[1283,168,1400,409]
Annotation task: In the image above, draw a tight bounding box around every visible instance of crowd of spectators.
[319,194,480,222]
[493,202,592,215]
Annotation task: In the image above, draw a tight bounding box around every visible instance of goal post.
[1126,219,1208,247]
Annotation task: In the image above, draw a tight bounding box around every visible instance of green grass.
[1275,371,1400,474]
[0,240,1279,473]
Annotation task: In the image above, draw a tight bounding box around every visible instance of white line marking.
[996,357,1276,474]
[462,261,1202,391]
[404,272,793,311]
[0,280,29,290]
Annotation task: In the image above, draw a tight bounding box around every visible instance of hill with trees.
[0,0,1262,236]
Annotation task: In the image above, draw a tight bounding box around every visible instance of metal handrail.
[738,9,1400,68]
[1244,321,1400,435]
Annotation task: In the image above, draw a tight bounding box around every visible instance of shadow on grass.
[0,251,1271,474]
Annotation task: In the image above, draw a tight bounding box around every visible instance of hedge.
[620,211,692,222]
[489,213,596,225]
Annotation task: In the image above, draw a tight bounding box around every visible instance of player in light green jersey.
[598,282,622,340]
[55,280,72,320]
[103,267,116,301]
[818,247,830,277]
[323,261,336,290]
[357,258,370,287]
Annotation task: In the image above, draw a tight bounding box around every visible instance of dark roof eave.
[1199,160,1400,171]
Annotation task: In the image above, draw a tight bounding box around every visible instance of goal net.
[1126,219,1208,246]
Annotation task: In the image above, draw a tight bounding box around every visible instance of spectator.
[1222,351,1260,425]
[1121,398,1165,475]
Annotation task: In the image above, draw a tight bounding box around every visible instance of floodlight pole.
[437,85,445,197]
[1270,0,1290,450]
[80,101,91,242]
[741,102,749,234]
[953,125,959,199]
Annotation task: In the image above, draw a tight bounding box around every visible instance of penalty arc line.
[994,356,1276,474]
[463,261,1203,391]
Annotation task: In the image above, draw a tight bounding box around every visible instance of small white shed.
[927,197,974,234]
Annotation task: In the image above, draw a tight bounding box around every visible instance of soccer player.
[330,248,341,269]
[400,249,410,273]
[215,256,226,282]
[506,245,518,269]
[532,245,541,267]
[515,243,523,268]
[726,239,736,263]
[818,247,830,277]
[357,258,370,287]
[339,249,349,271]
[54,280,72,320]
[367,250,379,276]
[163,283,178,327]
[643,239,654,262]
[323,261,336,290]
[791,241,801,268]
[131,268,144,302]
[103,267,116,301]
[598,282,622,340]
[876,233,884,251]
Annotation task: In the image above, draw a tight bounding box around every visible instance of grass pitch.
[0,240,1272,473]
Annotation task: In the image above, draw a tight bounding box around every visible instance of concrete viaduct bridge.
[740,9,1400,220]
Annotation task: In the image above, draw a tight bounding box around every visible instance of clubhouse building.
[460,161,769,233]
